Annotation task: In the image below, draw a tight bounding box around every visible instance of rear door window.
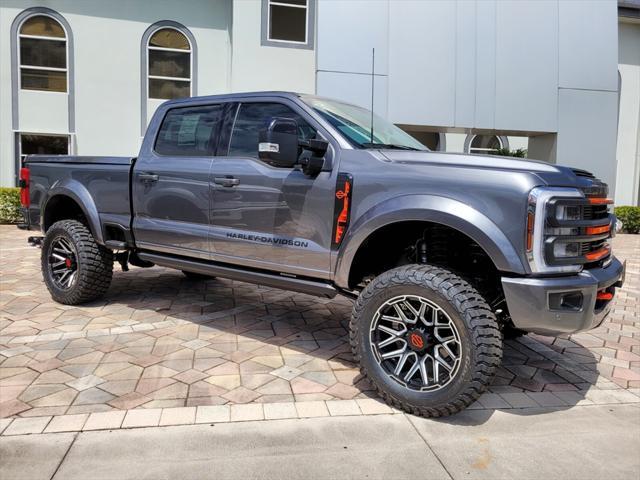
[155,104,224,156]
[228,102,316,159]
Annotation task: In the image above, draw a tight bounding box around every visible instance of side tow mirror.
[258,117,299,168]
[299,139,329,176]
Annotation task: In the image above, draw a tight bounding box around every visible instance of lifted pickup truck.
[19,91,625,417]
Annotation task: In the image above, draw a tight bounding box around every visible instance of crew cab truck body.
[19,92,625,417]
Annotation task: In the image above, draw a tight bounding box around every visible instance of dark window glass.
[20,38,66,68]
[149,78,190,100]
[21,134,68,156]
[229,103,316,159]
[149,28,190,50]
[20,16,65,38]
[470,135,502,154]
[20,68,66,92]
[269,4,306,42]
[155,104,224,156]
[149,49,190,78]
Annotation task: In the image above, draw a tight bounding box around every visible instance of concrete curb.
[2,395,640,436]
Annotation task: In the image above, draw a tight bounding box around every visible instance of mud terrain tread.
[350,264,502,417]
[42,220,113,305]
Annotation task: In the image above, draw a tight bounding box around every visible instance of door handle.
[214,177,240,187]
[139,172,159,183]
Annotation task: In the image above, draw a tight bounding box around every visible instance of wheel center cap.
[65,258,73,268]
[407,330,428,352]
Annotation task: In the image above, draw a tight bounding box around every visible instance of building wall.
[0,0,233,186]
[615,20,640,206]
[230,0,315,94]
[0,0,628,199]
[316,0,620,191]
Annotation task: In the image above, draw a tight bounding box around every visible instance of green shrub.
[494,148,527,158]
[615,206,640,234]
[0,188,21,224]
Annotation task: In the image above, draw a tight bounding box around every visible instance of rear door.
[132,103,224,259]
[210,99,338,278]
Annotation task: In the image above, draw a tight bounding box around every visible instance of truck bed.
[25,155,133,165]
[24,155,135,241]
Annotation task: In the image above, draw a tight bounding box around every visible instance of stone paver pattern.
[1,225,639,421]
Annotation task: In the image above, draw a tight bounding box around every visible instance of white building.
[1,0,638,206]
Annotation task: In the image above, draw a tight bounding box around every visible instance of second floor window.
[19,15,67,92]
[148,28,191,100]
[267,0,308,44]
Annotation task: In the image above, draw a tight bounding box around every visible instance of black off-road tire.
[41,220,113,305]
[350,264,502,417]
[182,270,215,280]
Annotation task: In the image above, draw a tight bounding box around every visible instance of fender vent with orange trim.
[331,173,353,249]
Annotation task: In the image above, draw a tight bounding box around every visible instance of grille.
[544,195,613,269]
[582,204,609,221]
[571,168,595,179]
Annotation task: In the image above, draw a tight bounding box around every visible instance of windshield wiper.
[361,142,423,151]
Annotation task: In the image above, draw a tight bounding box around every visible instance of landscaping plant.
[615,206,640,234]
[0,187,21,224]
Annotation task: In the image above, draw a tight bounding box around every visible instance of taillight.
[19,167,30,207]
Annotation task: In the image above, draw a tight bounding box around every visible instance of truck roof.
[162,91,302,107]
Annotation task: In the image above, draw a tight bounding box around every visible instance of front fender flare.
[334,194,526,288]
[41,179,104,245]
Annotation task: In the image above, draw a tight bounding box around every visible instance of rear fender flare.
[41,179,104,245]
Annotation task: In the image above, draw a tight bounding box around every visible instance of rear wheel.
[350,264,502,417]
[41,220,113,305]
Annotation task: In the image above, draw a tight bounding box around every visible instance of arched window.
[467,135,507,154]
[147,28,192,100]
[19,15,67,92]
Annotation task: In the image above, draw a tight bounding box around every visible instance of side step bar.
[137,252,337,299]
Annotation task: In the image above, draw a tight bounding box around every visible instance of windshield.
[301,96,427,151]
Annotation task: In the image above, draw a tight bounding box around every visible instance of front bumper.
[501,256,625,335]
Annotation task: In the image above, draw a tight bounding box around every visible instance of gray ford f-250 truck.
[19,91,625,416]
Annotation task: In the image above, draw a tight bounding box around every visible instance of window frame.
[18,14,69,94]
[16,132,73,167]
[261,0,315,50]
[465,134,509,155]
[146,26,193,101]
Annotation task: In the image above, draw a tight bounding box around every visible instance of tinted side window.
[229,102,316,159]
[155,104,224,156]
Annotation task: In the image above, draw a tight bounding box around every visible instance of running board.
[137,252,337,299]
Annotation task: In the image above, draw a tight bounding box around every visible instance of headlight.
[553,242,581,258]
[526,186,614,274]
[527,187,584,274]
[555,204,581,221]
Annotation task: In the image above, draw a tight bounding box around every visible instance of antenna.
[370,48,375,145]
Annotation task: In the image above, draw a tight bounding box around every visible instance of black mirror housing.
[258,117,300,168]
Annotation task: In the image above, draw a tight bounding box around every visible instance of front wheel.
[41,220,113,305]
[350,264,502,417]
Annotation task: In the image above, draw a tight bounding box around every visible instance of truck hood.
[377,150,593,188]
[379,150,561,173]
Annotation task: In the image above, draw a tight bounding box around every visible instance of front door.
[132,103,224,259]
[210,100,337,279]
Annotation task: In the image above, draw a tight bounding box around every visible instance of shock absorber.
[417,239,428,263]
